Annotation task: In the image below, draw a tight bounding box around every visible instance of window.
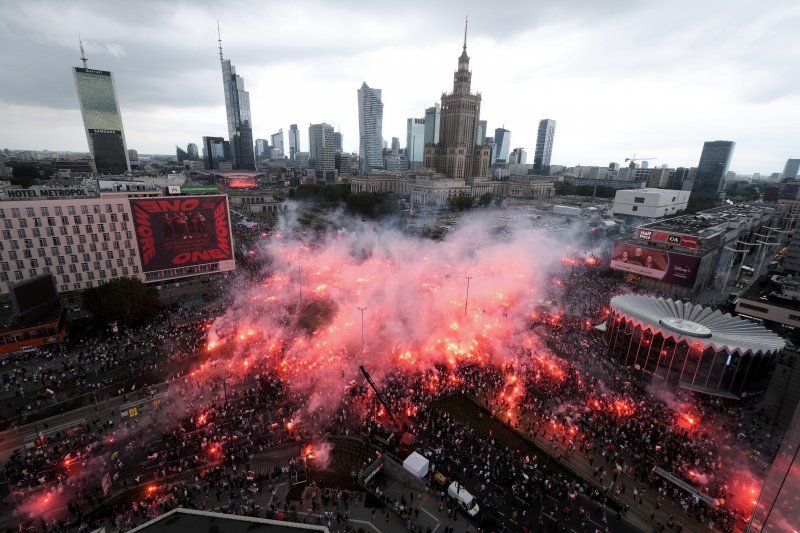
[1,230,10,240]
[11,208,20,218]
[85,225,92,234]
[117,204,123,212]
[789,314,800,321]
[61,216,68,225]
[24,239,33,248]
[67,206,76,215]
[81,263,89,272]
[73,216,81,224]
[99,215,106,224]
[32,228,41,237]
[38,238,46,247]
[93,205,100,214]
[46,227,54,236]
[65,236,73,245]
[105,204,113,213]
[23,249,32,259]
[86,215,94,224]
[54,206,63,216]
[56,266,64,274]
[40,207,49,216]
[81,205,88,214]
[18,219,27,228]
[79,235,86,244]
[33,218,41,227]
[60,226,68,236]
[633,197,645,204]
[2,219,10,229]
[739,302,768,313]
[8,250,16,260]
[632,206,638,212]
[25,207,34,217]
[10,240,18,250]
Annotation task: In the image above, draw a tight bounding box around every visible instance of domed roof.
[610,294,785,357]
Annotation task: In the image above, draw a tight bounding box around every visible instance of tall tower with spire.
[217,23,256,170]
[424,17,490,181]
[72,38,131,174]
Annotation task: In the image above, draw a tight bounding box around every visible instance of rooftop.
[638,203,779,239]
[129,508,329,533]
[739,274,800,313]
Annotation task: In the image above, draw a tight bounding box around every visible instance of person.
[162,213,175,239]
[628,247,646,266]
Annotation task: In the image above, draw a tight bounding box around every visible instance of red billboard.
[130,195,234,273]
[610,243,700,288]
[635,228,698,250]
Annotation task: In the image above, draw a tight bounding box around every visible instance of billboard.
[130,195,234,273]
[635,228,699,250]
[11,273,60,324]
[610,243,700,288]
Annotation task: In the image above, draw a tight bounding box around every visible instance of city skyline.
[0,0,798,174]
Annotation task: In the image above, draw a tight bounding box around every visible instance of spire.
[217,20,223,61]
[463,15,468,52]
[79,35,88,68]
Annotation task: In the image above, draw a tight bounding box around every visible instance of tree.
[8,162,39,188]
[477,192,493,207]
[448,193,474,211]
[82,277,162,329]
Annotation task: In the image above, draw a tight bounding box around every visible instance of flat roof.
[638,203,778,240]
[739,275,800,313]
[129,508,329,533]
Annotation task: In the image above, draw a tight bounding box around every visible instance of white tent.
[402,451,429,479]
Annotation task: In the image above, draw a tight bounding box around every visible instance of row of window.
[0,264,139,284]
[0,242,135,261]
[2,212,128,229]
[0,222,130,241]
[0,202,125,219]
[0,233,132,250]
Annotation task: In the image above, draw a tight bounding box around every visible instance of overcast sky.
[0,0,798,174]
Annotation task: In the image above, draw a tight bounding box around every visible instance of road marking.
[419,506,440,523]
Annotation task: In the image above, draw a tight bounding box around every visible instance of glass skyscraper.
[219,32,255,170]
[534,119,556,174]
[73,66,130,175]
[692,140,735,203]
[406,118,426,165]
[493,128,511,165]
[288,124,301,160]
[424,104,441,146]
[357,82,384,173]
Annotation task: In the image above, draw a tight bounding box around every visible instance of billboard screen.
[11,273,60,324]
[610,243,700,288]
[130,195,234,273]
[635,228,699,250]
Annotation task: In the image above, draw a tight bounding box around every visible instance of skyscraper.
[176,146,189,163]
[783,159,800,179]
[508,148,527,165]
[254,139,269,160]
[406,118,426,167]
[477,120,487,146]
[493,128,510,165]
[288,124,301,160]
[692,140,736,203]
[72,40,130,175]
[187,143,199,160]
[357,82,384,173]
[271,129,284,157]
[391,137,400,155]
[309,123,335,173]
[333,132,343,153]
[202,136,227,170]
[423,19,490,180]
[534,119,556,174]
[218,25,255,170]
[424,104,441,146]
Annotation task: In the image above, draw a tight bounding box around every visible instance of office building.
[0,187,235,310]
[534,119,556,174]
[202,136,229,170]
[493,128,510,165]
[218,27,255,170]
[612,188,689,218]
[391,137,400,155]
[477,120,487,146]
[72,40,131,175]
[423,20,490,181]
[295,151,310,169]
[424,104,441,146]
[187,143,199,161]
[270,129,284,157]
[255,139,269,160]
[357,82,384,173]
[309,123,335,173]
[406,118,426,167]
[333,132,343,153]
[176,146,189,163]
[783,158,800,180]
[508,147,526,165]
[691,140,735,204]
[288,124,301,160]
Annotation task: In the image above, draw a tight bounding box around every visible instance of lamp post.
[464,276,472,318]
[357,306,367,356]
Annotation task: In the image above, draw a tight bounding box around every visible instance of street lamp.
[357,306,367,356]
[464,276,472,318]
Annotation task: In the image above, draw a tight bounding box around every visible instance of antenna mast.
[79,35,88,68]
[217,20,223,61]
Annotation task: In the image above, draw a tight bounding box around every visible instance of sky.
[0,0,798,175]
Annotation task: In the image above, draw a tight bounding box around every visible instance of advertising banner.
[130,195,233,273]
[635,228,699,250]
[610,243,700,287]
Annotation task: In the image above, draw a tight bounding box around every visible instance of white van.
[447,481,479,516]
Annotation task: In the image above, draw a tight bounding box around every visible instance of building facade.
[406,118,426,167]
[288,124,301,160]
[477,120,487,146]
[612,188,690,219]
[219,35,256,170]
[424,104,441,146]
[357,82,384,173]
[533,119,556,175]
[270,130,284,157]
[492,128,510,165]
[73,65,131,175]
[309,123,335,173]
[202,136,228,170]
[423,23,490,181]
[783,158,800,180]
[691,140,735,204]
[254,139,269,160]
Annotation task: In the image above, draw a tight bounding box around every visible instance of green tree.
[477,192,493,207]
[8,162,39,188]
[447,193,474,211]
[82,277,162,329]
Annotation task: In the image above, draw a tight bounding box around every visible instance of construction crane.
[624,154,657,165]
[359,365,402,430]
[358,365,417,455]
